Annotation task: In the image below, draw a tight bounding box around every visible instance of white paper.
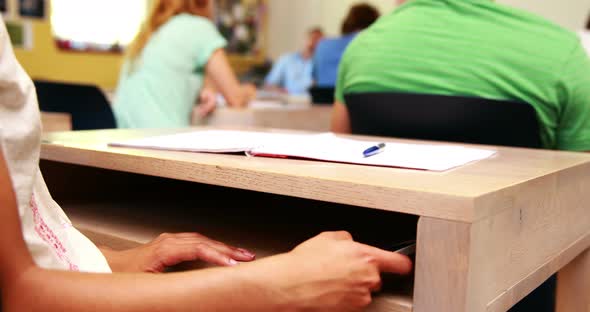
[110,131,496,171]
[109,130,305,153]
[251,133,496,171]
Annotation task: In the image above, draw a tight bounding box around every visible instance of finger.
[169,233,256,261]
[176,239,256,262]
[362,245,413,274]
[319,231,353,241]
[174,233,254,256]
[370,280,383,292]
[164,243,239,267]
[172,232,209,240]
[211,244,256,262]
[192,243,240,267]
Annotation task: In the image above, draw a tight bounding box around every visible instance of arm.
[0,148,411,311]
[331,100,352,134]
[206,49,255,108]
[555,42,590,152]
[332,48,352,134]
[263,56,288,93]
[0,150,281,312]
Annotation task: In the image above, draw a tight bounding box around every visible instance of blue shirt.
[313,33,358,87]
[114,14,226,129]
[264,52,313,95]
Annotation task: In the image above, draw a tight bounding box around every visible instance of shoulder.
[277,52,300,64]
[317,37,340,51]
[163,14,219,34]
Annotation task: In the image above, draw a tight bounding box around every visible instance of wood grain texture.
[556,249,590,312]
[414,217,472,312]
[474,162,590,311]
[40,128,590,223]
[412,163,590,312]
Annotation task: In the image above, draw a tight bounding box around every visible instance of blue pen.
[363,143,386,158]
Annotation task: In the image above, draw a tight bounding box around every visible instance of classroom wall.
[14,20,124,90]
[10,0,590,87]
[318,0,395,36]
[498,0,590,31]
[263,1,397,59]
[267,0,590,60]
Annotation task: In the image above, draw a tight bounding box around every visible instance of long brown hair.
[126,0,211,63]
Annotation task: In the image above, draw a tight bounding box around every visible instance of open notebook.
[109,130,497,172]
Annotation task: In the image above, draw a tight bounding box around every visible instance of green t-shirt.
[114,14,226,128]
[336,0,590,151]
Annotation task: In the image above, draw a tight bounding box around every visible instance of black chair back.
[310,87,335,105]
[35,80,117,130]
[345,92,542,148]
[346,92,551,312]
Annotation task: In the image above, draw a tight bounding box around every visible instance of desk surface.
[42,128,590,223]
[40,128,590,312]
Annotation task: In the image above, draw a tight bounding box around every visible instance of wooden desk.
[40,129,590,312]
[194,105,333,132]
[40,112,72,132]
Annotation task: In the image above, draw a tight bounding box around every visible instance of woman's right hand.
[262,231,413,312]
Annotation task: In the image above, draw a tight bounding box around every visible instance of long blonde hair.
[127,0,211,63]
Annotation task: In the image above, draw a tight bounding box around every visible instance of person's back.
[313,33,357,87]
[314,3,380,87]
[336,0,590,151]
[115,14,225,128]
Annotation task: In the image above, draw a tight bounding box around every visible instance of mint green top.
[114,14,226,128]
[336,0,590,151]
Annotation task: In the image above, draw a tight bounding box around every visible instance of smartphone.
[392,240,416,256]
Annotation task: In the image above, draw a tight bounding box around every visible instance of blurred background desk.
[197,104,332,132]
[40,112,72,132]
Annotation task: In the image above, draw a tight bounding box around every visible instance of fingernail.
[238,248,255,258]
[228,259,239,266]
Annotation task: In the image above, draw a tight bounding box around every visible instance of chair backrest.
[310,87,335,105]
[35,80,117,130]
[345,92,542,149]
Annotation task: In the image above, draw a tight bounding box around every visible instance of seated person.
[0,14,412,311]
[114,0,255,129]
[332,0,590,153]
[313,3,380,87]
[263,27,324,95]
[331,2,590,310]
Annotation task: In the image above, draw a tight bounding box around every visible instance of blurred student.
[114,0,255,129]
[332,0,590,153]
[313,4,380,87]
[332,2,590,309]
[0,14,412,311]
[263,27,324,95]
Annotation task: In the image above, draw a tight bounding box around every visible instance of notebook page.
[109,130,298,153]
[251,133,496,171]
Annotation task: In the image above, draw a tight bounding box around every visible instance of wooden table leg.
[413,217,483,312]
[556,248,590,312]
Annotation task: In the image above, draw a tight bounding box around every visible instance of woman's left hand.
[101,232,256,273]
